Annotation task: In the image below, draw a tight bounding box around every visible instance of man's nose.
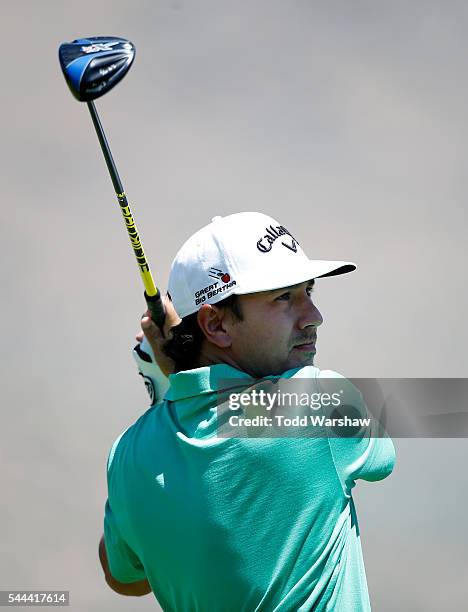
[297,298,323,329]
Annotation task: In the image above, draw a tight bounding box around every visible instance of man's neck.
[193,344,240,371]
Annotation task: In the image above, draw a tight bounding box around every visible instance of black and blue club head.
[58,36,135,102]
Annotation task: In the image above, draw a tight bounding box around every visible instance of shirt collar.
[164,364,255,401]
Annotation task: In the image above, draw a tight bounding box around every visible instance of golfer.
[99,212,395,610]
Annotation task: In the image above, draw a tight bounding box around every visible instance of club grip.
[144,291,166,330]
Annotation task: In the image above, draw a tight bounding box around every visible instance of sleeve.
[103,434,146,583]
[319,370,396,496]
[103,499,146,583]
[133,335,169,406]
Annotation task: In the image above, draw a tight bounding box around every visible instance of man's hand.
[136,294,181,377]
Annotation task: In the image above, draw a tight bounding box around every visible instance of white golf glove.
[132,335,169,406]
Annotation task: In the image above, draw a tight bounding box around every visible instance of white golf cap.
[168,212,356,318]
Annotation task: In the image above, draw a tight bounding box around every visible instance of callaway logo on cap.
[168,212,356,318]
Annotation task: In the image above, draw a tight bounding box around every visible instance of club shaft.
[86,101,166,327]
[87,100,124,194]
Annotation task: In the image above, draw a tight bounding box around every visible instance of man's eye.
[306,286,314,296]
[276,292,291,301]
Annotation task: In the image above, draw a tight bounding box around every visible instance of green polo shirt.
[104,364,395,611]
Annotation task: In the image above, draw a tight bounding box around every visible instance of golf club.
[58,36,165,328]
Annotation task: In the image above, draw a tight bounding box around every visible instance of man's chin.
[253,353,316,377]
[287,352,315,371]
[300,351,315,365]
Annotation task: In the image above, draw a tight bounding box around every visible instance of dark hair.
[163,294,243,372]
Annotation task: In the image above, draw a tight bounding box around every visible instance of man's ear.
[197,304,233,348]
